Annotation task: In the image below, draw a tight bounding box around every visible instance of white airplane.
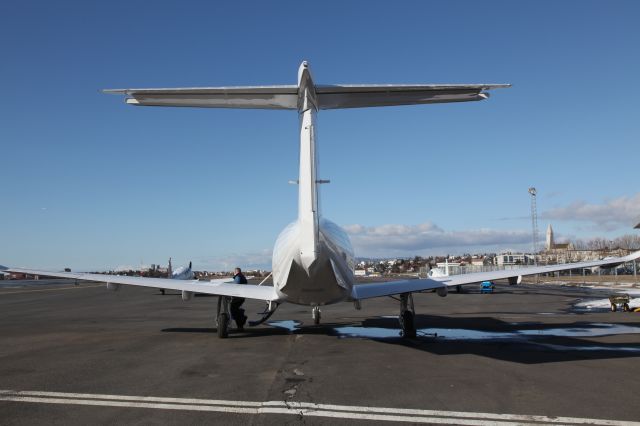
[158,258,194,295]
[9,62,640,338]
[168,258,194,280]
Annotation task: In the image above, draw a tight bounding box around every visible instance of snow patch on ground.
[574,287,640,310]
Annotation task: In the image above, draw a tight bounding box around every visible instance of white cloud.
[541,193,640,231]
[345,221,531,257]
[181,192,640,268]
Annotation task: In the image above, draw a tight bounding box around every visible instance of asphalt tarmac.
[1,279,640,425]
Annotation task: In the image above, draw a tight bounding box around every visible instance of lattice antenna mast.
[528,187,539,265]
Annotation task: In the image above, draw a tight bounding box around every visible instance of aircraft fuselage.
[271,63,356,306]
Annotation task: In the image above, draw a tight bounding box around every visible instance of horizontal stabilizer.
[103,85,298,110]
[316,84,510,109]
[104,82,509,111]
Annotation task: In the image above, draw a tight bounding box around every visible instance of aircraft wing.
[352,249,640,300]
[103,85,299,109]
[5,268,280,301]
[316,84,511,109]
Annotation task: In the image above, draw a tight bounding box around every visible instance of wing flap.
[6,268,280,301]
[352,278,445,300]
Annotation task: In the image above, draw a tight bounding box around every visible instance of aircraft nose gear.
[248,301,280,327]
[216,296,230,338]
[399,293,416,338]
[312,306,321,325]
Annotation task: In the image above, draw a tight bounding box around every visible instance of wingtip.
[102,89,128,95]
[488,84,512,89]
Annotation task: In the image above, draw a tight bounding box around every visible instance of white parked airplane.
[169,258,194,280]
[157,258,194,295]
[9,62,640,338]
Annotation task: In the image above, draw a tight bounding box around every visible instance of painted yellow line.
[0,284,102,295]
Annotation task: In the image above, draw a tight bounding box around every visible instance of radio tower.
[528,187,539,265]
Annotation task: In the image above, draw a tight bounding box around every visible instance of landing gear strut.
[312,306,321,325]
[216,296,230,338]
[399,293,416,338]
[248,301,280,327]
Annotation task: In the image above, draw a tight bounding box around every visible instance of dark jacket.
[234,272,247,284]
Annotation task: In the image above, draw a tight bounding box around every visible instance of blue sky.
[1,1,639,271]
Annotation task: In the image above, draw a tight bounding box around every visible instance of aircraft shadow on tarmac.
[455,284,612,299]
[161,326,293,337]
[355,315,640,364]
[162,314,640,364]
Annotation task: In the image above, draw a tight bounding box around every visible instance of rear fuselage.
[270,62,355,305]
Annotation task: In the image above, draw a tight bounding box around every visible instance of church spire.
[546,224,554,250]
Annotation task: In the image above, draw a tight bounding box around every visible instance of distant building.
[436,261,461,268]
[496,253,534,266]
[538,223,637,264]
[470,256,491,267]
[546,224,573,250]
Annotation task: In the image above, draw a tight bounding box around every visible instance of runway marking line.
[0,285,102,295]
[1,390,638,425]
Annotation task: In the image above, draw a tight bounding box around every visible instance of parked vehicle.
[609,294,631,312]
[480,281,495,294]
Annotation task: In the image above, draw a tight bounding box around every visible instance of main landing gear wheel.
[312,306,321,325]
[399,293,417,338]
[216,296,230,338]
[217,313,229,338]
[401,311,416,338]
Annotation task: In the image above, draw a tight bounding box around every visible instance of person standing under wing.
[230,267,248,330]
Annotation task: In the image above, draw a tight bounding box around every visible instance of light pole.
[528,187,539,266]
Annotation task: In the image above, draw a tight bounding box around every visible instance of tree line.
[571,234,640,251]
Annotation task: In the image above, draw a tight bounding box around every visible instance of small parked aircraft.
[9,62,640,338]
[157,258,194,295]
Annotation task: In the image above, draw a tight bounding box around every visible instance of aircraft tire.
[401,311,416,338]
[611,304,617,312]
[217,313,229,338]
